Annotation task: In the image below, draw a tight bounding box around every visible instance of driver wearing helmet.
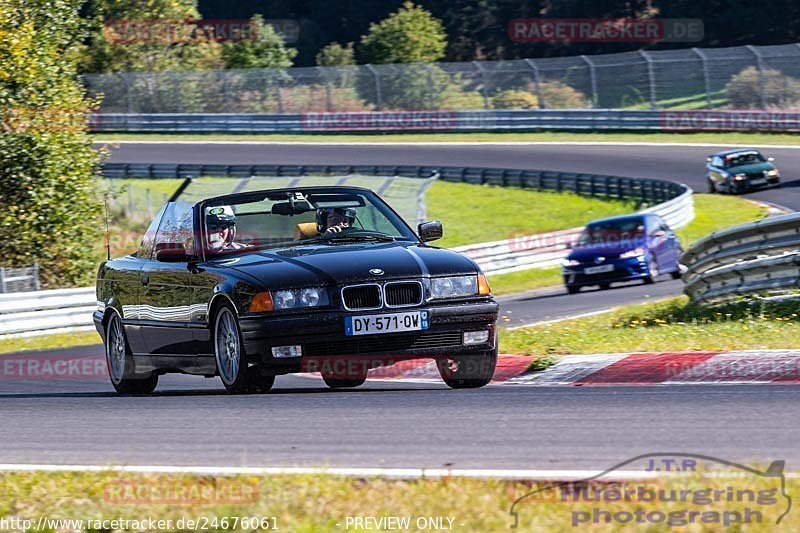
[206,206,248,252]
[316,207,357,234]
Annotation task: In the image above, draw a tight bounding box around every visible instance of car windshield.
[201,188,417,256]
[724,152,765,167]
[577,218,646,248]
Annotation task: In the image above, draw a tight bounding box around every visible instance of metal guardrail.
[2,164,693,337]
[103,162,693,275]
[0,287,95,336]
[682,212,800,303]
[91,109,800,133]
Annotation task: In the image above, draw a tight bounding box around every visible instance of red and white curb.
[302,350,800,386]
[509,349,800,386]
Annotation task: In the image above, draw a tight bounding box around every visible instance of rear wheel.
[599,282,611,290]
[214,303,274,394]
[105,313,158,394]
[566,285,580,294]
[707,178,716,193]
[437,348,497,389]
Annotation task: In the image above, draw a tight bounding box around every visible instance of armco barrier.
[103,162,694,275]
[2,164,692,337]
[91,109,800,133]
[0,287,96,336]
[682,212,800,303]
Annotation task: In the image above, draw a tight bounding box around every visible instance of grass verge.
[0,331,100,356]
[487,267,563,297]
[500,295,800,356]
[428,182,636,248]
[94,131,800,145]
[0,470,794,531]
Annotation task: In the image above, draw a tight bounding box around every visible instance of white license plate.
[751,178,766,185]
[585,264,614,275]
[345,311,429,336]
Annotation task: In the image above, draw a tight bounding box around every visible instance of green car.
[706,148,780,194]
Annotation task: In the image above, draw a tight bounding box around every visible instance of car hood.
[728,162,775,174]
[213,241,480,289]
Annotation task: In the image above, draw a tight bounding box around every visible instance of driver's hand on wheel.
[325,223,349,234]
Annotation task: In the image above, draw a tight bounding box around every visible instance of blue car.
[562,214,683,294]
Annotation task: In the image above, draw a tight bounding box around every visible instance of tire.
[670,269,682,280]
[707,178,716,193]
[214,303,274,394]
[322,373,367,388]
[105,313,158,394]
[599,282,611,290]
[566,285,580,294]
[643,258,659,284]
[437,348,497,389]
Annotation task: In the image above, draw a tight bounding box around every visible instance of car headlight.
[620,247,645,259]
[562,258,581,267]
[733,173,747,181]
[252,287,329,312]
[767,169,779,177]
[430,275,480,299]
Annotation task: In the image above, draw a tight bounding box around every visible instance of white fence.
[0,287,95,337]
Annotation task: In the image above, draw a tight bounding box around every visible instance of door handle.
[140,274,149,286]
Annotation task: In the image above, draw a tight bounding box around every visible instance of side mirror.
[418,220,443,243]
[768,156,775,162]
[706,157,712,163]
[154,242,191,262]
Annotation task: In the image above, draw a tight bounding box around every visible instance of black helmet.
[316,207,357,233]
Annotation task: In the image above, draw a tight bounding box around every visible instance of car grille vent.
[305,332,462,356]
[385,282,423,307]
[342,285,381,310]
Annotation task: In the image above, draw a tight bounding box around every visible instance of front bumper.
[238,299,498,371]
[563,257,650,287]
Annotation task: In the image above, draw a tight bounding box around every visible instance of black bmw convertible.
[94,185,498,394]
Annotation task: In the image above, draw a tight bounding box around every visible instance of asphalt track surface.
[2,141,797,471]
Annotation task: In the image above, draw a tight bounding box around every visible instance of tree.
[359,2,447,64]
[221,15,297,69]
[0,0,103,287]
[81,0,223,73]
[316,42,356,66]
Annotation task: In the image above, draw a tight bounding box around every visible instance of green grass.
[94,131,800,145]
[676,194,769,245]
[0,470,795,531]
[428,181,636,248]
[500,296,800,356]
[0,331,101,355]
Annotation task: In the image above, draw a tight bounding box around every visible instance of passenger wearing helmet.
[206,206,248,252]
[316,207,357,234]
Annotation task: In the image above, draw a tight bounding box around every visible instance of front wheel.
[566,285,580,294]
[105,313,158,394]
[214,304,274,394]
[707,178,716,193]
[437,348,497,389]
[643,258,659,284]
